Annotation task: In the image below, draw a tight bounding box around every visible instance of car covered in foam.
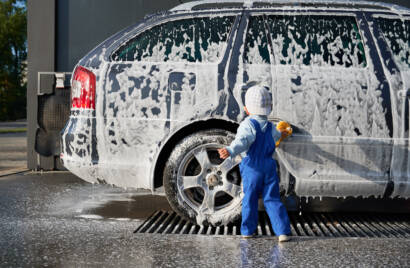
[61,0,410,225]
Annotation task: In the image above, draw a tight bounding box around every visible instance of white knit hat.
[245,85,272,115]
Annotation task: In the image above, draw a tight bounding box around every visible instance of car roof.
[171,0,410,13]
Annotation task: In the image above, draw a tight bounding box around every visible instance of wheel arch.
[151,118,239,190]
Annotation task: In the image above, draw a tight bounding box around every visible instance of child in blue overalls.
[218,85,292,242]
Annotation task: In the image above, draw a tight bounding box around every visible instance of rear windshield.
[265,15,367,68]
[111,16,235,63]
[375,17,410,70]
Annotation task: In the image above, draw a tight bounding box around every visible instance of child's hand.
[281,129,292,138]
[218,148,230,159]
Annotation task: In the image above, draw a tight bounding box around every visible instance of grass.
[0,128,27,134]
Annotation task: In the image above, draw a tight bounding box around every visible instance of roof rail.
[171,0,410,13]
[171,0,247,11]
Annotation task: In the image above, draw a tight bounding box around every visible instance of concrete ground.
[0,121,27,174]
[0,121,27,130]
[0,172,409,267]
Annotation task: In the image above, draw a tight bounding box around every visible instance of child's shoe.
[278,235,291,242]
[242,234,255,239]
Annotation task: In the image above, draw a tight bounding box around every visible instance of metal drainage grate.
[134,211,410,238]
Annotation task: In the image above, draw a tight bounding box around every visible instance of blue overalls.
[240,119,291,236]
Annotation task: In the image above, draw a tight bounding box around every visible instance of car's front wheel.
[163,129,243,226]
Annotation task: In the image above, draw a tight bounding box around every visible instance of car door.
[98,13,238,188]
[369,13,410,198]
[262,11,393,198]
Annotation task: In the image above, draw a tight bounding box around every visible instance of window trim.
[110,13,239,65]
[372,14,410,20]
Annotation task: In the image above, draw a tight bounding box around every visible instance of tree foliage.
[0,0,26,121]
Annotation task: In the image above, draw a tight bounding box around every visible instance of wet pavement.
[0,172,409,267]
[0,172,169,221]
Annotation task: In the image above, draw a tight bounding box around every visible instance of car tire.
[163,129,243,226]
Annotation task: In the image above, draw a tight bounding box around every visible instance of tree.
[0,0,26,121]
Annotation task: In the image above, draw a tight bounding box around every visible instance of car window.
[375,17,410,70]
[244,16,271,64]
[265,15,367,68]
[112,16,235,63]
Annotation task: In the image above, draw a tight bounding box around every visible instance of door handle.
[398,90,410,98]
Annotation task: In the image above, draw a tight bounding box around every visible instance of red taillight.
[71,66,96,110]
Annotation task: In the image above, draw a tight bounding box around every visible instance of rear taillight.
[71,66,96,110]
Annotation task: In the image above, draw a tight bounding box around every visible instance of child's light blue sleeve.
[226,119,256,158]
[272,124,282,144]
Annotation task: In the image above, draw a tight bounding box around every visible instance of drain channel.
[134,211,410,238]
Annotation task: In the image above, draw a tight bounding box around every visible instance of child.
[218,85,292,242]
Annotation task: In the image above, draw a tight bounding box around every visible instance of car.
[61,0,410,225]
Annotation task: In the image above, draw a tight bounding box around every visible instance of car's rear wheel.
[163,129,243,226]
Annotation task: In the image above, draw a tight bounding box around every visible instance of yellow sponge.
[275,121,292,147]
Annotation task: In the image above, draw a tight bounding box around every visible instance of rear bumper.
[60,115,152,190]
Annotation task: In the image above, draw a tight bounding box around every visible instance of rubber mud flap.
[36,89,70,157]
[35,128,61,157]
